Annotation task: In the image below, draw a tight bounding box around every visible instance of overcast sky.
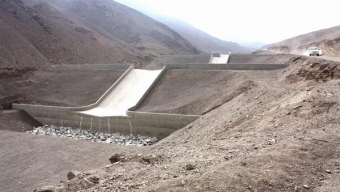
[115,0,340,44]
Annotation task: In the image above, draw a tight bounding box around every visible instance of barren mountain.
[0,0,200,69]
[114,0,252,53]
[265,25,340,55]
[151,16,253,53]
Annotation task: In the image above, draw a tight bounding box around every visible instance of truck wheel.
[317,54,320,56]
[309,54,312,56]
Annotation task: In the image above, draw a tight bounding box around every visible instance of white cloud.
[115,0,340,44]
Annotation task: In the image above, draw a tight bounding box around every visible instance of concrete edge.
[51,64,131,70]
[208,54,214,64]
[127,66,167,112]
[75,64,134,111]
[166,64,288,70]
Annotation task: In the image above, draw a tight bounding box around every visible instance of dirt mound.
[0,110,42,132]
[285,56,340,83]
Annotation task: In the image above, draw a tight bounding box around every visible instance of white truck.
[308,47,323,56]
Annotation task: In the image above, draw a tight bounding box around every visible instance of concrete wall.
[162,54,212,64]
[12,103,199,138]
[166,64,288,70]
[228,54,282,64]
[128,66,167,111]
[52,64,130,70]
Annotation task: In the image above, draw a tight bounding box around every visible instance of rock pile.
[27,125,158,146]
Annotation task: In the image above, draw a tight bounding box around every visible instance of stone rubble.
[27,125,159,146]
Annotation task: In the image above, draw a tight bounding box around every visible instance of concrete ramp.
[77,69,162,117]
[209,54,229,64]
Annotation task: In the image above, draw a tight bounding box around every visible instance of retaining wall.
[162,54,212,64]
[166,64,288,70]
[228,54,282,64]
[12,103,198,138]
[52,64,130,70]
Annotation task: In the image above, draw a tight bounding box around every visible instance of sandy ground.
[79,69,161,117]
[0,130,139,192]
[0,110,42,132]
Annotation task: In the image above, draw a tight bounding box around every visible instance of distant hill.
[0,0,200,68]
[152,16,254,53]
[114,0,252,53]
[264,25,340,55]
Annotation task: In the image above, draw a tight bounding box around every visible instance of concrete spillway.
[209,54,229,64]
[12,60,288,137]
[77,69,162,117]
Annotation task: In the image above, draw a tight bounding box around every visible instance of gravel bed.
[27,125,159,146]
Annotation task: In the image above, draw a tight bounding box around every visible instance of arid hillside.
[114,0,252,53]
[0,0,200,68]
[265,25,340,55]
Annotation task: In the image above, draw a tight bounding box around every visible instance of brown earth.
[0,67,126,108]
[264,25,340,56]
[1,55,340,192]
[0,110,42,132]
[0,130,138,192]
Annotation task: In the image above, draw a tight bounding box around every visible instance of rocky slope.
[265,25,340,55]
[0,0,200,69]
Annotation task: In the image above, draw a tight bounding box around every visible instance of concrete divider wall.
[52,64,130,70]
[128,66,167,111]
[13,103,199,138]
[162,54,212,64]
[228,54,284,64]
[208,54,214,64]
[166,64,288,70]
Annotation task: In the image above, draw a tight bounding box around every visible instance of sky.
[115,0,340,45]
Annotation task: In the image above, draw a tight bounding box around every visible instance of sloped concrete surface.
[78,69,162,117]
[209,54,229,64]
